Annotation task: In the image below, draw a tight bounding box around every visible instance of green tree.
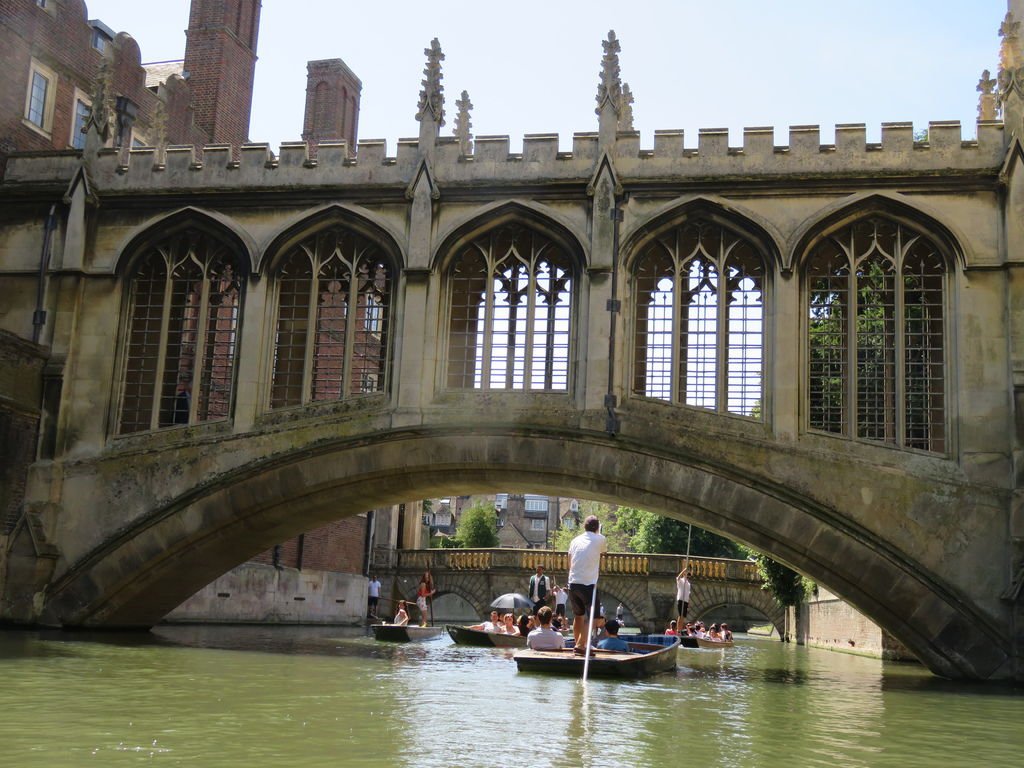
[743,548,814,606]
[454,501,499,548]
[549,501,630,551]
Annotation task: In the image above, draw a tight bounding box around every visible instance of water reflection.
[0,629,1020,767]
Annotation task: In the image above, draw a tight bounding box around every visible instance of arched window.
[447,224,573,391]
[269,225,392,409]
[631,220,766,418]
[805,216,946,453]
[118,227,244,434]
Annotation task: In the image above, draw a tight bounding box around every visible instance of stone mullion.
[895,228,907,448]
[149,269,175,431]
[342,259,357,397]
[715,247,728,414]
[301,266,319,404]
[188,267,212,423]
[522,258,538,390]
[479,256,495,388]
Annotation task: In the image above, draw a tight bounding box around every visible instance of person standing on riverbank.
[367,575,381,619]
[567,515,607,652]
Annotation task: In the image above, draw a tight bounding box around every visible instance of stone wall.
[797,588,917,661]
[0,330,45,533]
[164,562,367,625]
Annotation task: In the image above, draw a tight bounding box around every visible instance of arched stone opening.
[39,430,1010,680]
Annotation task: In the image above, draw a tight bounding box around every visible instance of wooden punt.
[695,637,734,649]
[371,624,446,643]
[446,624,527,648]
[514,634,679,678]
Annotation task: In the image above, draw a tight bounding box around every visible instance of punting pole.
[582,577,599,683]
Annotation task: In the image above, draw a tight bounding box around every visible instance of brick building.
[1,0,374,623]
[0,0,261,177]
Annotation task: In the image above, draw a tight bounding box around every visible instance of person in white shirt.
[676,567,692,621]
[553,585,569,619]
[367,575,381,619]
[567,515,608,653]
[526,606,566,651]
[469,610,500,632]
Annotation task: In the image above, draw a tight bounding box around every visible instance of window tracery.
[270,226,392,409]
[118,228,243,434]
[446,224,573,391]
[631,220,765,418]
[805,217,946,453]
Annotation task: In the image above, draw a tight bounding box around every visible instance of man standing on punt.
[567,515,608,653]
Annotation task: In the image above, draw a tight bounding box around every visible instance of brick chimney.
[183,0,261,147]
[301,59,362,150]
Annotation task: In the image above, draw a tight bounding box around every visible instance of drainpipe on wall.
[363,509,375,576]
[32,204,58,345]
[605,197,624,436]
[296,533,305,571]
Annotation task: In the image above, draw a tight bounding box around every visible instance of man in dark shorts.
[566,515,608,652]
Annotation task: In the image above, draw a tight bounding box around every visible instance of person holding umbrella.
[567,515,607,653]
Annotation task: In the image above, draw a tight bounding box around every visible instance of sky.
[82,0,1008,153]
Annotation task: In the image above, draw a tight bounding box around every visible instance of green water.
[0,626,1020,767]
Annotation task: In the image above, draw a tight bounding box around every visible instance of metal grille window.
[805,217,946,453]
[632,221,765,418]
[118,229,244,434]
[446,225,573,391]
[269,226,392,409]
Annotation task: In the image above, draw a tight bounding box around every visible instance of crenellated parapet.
[1,120,1006,194]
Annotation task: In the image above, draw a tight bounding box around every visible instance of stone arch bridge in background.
[389,549,785,635]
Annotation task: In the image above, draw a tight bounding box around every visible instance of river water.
[0,625,1020,767]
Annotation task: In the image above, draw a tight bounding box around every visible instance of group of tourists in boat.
[665,619,733,642]
[375,516,733,672]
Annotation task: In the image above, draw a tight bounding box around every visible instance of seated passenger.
[502,613,519,635]
[708,623,722,641]
[721,623,733,641]
[392,600,410,626]
[527,606,566,651]
[664,620,678,636]
[518,613,531,637]
[596,619,631,652]
[469,610,501,632]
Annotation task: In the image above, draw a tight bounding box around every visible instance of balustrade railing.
[394,549,760,583]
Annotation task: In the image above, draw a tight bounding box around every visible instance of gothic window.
[632,220,766,418]
[805,217,946,453]
[118,228,244,434]
[446,224,573,391]
[269,226,392,409]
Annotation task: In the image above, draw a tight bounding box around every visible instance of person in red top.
[664,619,678,636]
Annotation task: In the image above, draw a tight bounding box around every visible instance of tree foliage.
[550,502,744,558]
[743,549,815,606]
[454,501,499,548]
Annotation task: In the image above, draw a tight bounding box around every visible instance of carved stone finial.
[454,90,473,156]
[619,83,635,131]
[416,38,445,127]
[998,12,1024,115]
[151,99,168,163]
[85,56,114,143]
[595,30,622,117]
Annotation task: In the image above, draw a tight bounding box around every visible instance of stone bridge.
[388,549,784,635]
[0,24,1022,681]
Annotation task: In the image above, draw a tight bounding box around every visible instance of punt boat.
[514,634,680,678]
[371,624,446,643]
[445,624,526,648]
[695,637,734,649]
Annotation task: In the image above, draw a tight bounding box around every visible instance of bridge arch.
[38,429,1010,680]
